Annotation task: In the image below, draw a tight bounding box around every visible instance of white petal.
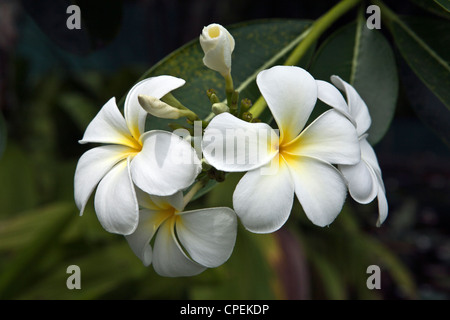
[185,134,203,162]
[125,208,169,266]
[152,218,206,277]
[202,112,279,172]
[256,66,317,143]
[360,138,381,174]
[124,76,186,140]
[202,43,232,76]
[74,145,134,215]
[176,207,237,268]
[233,158,295,233]
[94,158,139,235]
[130,130,201,196]
[376,184,388,227]
[330,76,371,136]
[339,159,378,204]
[316,80,355,125]
[79,97,139,149]
[136,187,185,212]
[282,110,360,165]
[286,155,347,227]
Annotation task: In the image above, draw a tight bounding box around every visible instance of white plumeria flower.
[316,75,388,226]
[202,66,361,233]
[199,23,235,77]
[126,188,237,277]
[74,76,201,235]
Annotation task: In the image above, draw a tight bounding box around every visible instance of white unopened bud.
[138,95,185,119]
[212,102,230,115]
[199,23,235,77]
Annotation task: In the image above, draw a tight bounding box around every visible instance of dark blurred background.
[0,0,448,300]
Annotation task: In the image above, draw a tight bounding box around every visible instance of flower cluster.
[74,23,388,277]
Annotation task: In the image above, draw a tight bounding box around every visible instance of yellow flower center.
[120,137,143,159]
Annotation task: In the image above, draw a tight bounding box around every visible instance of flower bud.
[199,23,235,77]
[241,111,253,122]
[138,95,185,119]
[212,102,229,115]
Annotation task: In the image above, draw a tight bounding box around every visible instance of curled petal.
[339,160,378,204]
[74,145,134,215]
[376,184,388,227]
[256,66,317,143]
[94,158,139,235]
[124,76,186,140]
[330,75,371,136]
[176,207,237,268]
[360,138,381,175]
[79,97,138,149]
[130,130,201,196]
[233,158,295,233]
[339,138,383,204]
[286,155,347,227]
[283,110,360,165]
[152,219,206,277]
[316,80,355,125]
[202,112,279,172]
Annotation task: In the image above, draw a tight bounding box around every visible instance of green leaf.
[309,16,398,145]
[0,202,76,299]
[389,16,450,112]
[190,227,277,299]
[363,237,418,299]
[16,241,147,300]
[122,19,312,129]
[400,58,450,147]
[0,144,39,216]
[434,0,450,12]
[58,93,98,131]
[306,248,348,299]
[337,206,417,299]
[408,0,450,19]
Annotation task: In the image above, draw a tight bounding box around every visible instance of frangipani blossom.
[202,66,361,233]
[316,76,388,226]
[126,188,237,277]
[74,76,201,235]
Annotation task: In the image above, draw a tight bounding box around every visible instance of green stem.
[249,0,361,119]
[161,92,189,110]
[182,180,206,208]
[224,72,235,107]
[349,5,364,85]
[179,109,200,121]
